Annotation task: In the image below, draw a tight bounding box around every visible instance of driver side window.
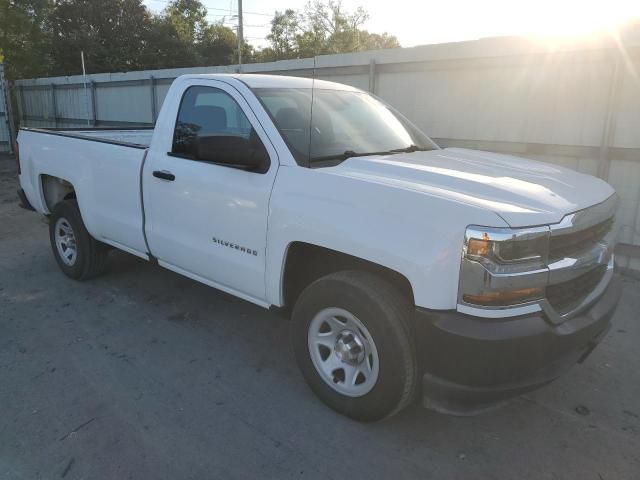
[171,86,254,158]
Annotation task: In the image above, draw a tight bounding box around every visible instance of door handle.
[153,170,175,181]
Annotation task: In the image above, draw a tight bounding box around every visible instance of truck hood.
[331,148,615,227]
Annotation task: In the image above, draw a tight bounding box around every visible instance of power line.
[210,6,272,16]
[206,14,268,23]
[207,19,261,27]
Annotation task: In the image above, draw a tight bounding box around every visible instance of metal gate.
[0,63,14,154]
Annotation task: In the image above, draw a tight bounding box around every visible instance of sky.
[144,0,640,49]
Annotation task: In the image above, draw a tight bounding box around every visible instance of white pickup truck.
[17,74,621,421]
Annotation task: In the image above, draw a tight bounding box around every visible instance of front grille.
[549,218,613,260]
[545,265,607,314]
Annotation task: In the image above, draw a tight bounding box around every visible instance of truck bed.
[17,126,151,258]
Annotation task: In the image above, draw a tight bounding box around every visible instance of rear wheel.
[49,200,108,280]
[292,270,417,421]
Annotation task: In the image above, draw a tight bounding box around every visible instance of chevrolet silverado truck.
[16,74,621,421]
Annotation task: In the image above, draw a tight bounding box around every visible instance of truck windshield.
[253,88,438,166]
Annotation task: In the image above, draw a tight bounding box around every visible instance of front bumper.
[415,274,622,415]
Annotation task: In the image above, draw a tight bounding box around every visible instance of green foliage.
[50,0,154,75]
[198,22,238,67]
[0,0,238,78]
[261,0,400,61]
[142,15,198,70]
[0,0,53,79]
[266,9,301,60]
[157,0,239,68]
[0,0,399,80]
[164,0,208,44]
[357,31,401,51]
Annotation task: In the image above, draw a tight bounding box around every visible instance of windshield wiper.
[389,144,429,153]
[310,150,385,162]
[310,145,430,163]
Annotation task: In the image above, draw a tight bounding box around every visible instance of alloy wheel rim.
[54,217,78,266]
[307,307,379,397]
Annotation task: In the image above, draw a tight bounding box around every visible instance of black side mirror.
[194,134,269,173]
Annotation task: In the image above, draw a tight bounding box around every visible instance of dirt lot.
[1,154,639,479]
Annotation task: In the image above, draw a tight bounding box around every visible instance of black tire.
[49,199,108,280]
[292,270,417,421]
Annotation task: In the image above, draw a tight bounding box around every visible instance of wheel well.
[281,242,415,309]
[41,175,76,212]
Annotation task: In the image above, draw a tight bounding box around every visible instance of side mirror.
[194,134,269,173]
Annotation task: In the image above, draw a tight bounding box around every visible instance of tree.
[162,0,244,67]
[266,9,301,60]
[0,0,53,79]
[303,0,368,54]
[141,15,197,70]
[1,0,400,79]
[50,0,154,75]
[198,22,238,66]
[262,0,400,60]
[163,0,207,45]
[47,0,240,74]
[358,31,401,51]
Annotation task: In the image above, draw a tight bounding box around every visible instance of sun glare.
[518,0,640,38]
[391,0,640,50]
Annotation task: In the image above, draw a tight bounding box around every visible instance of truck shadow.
[100,249,543,431]
[46,249,640,475]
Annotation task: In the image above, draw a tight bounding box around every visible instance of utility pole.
[237,0,243,71]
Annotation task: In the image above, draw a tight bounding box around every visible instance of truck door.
[142,80,278,305]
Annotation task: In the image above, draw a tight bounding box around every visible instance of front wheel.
[292,271,417,421]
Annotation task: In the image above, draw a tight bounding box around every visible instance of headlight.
[464,226,549,272]
[460,226,550,307]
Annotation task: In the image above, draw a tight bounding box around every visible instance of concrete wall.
[13,35,640,269]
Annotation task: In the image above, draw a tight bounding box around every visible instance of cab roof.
[179,73,361,91]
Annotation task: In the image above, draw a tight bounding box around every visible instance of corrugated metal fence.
[0,63,13,153]
[11,36,640,269]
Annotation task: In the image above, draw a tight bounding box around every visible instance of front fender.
[265,166,507,309]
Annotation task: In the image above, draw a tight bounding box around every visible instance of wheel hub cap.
[54,217,78,266]
[307,307,380,397]
[334,330,365,365]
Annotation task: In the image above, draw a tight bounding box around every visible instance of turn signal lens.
[463,287,543,307]
[467,238,490,257]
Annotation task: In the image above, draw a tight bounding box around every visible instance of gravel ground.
[1,154,639,479]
